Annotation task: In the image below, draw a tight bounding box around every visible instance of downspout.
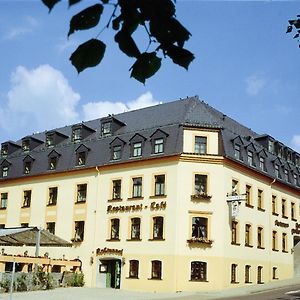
[91,166,101,287]
[269,178,276,280]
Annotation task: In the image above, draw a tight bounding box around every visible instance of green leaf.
[130,52,161,84]
[286,26,293,33]
[165,45,195,70]
[70,39,106,73]
[115,30,140,58]
[41,0,60,12]
[112,15,123,31]
[69,0,81,7]
[68,4,104,37]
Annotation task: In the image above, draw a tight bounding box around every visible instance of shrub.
[66,272,84,287]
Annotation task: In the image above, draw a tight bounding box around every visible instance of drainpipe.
[34,227,41,273]
[268,178,276,280]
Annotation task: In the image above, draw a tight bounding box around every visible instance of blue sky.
[0,0,299,151]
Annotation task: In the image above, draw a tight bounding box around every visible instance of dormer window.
[154,138,164,154]
[259,156,266,171]
[234,144,242,160]
[48,150,60,171]
[75,144,89,167]
[247,150,254,166]
[23,155,34,175]
[294,173,298,186]
[24,161,31,174]
[268,140,274,154]
[77,152,86,166]
[49,157,57,170]
[275,164,280,178]
[195,136,207,154]
[22,140,30,152]
[46,134,55,147]
[101,122,111,137]
[1,145,8,156]
[150,129,168,155]
[133,142,142,157]
[72,128,81,142]
[284,169,289,182]
[2,166,8,177]
[112,145,122,160]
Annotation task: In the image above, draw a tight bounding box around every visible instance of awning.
[0,227,72,247]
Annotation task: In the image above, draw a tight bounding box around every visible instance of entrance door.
[97,259,121,289]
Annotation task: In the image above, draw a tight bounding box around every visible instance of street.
[220,284,300,300]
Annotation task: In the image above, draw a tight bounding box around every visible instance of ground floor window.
[257,266,263,283]
[129,260,139,278]
[231,264,238,283]
[190,261,207,281]
[245,265,251,283]
[151,260,162,279]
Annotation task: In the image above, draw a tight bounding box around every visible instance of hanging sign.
[231,200,240,218]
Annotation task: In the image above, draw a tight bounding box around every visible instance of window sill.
[75,200,86,204]
[127,197,144,201]
[282,250,289,253]
[149,195,167,199]
[21,206,30,209]
[257,246,265,250]
[292,218,297,222]
[126,239,142,242]
[147,278,162,280]
[272,249,279,252]
[245,244,253,248]
[126,277,139,279]
[231,242,241,246]
[272,213,279,216]
[0,207,7,210]
[257,208,265,212]
[257,282,264,284]
[231,281,239,284]
[108,198,123,202]
[282,216,288,219]
[245,204,254,209]
[46,203,57,207]
[189,280,209,283]
[106,239,120,242]
[245,282,252,284]
[71,239,83,243]
[148,238,165,241]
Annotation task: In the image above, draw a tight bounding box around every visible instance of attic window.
[46,134,54,147]
[22,140,30,152]
[77,151,86,166]
[284,169,290,182]
[2,166,8,178]
[49,157,57,170]
[247,150,254,166]
[268,140,274,154]
[275,164,280,179]
[234,144,242,160]
[72,128,82,142]
[24,161,32,174]
[102,122,111,136]
[259,156,266,172]
[1,145,8,156]
[154,138,164,154]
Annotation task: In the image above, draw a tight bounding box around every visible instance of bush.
[32,268,54,290]
[0,278,12,292]
[16,273,28,292]
[66,272,84,287]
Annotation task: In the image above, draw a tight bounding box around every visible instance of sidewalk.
[1,278,300,300]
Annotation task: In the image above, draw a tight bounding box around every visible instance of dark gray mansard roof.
[1,96,300,190]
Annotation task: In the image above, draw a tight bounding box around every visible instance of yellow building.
[0,97,300,292]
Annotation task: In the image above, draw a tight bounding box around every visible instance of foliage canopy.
[287,14,300,48]
[41,0,195,83]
